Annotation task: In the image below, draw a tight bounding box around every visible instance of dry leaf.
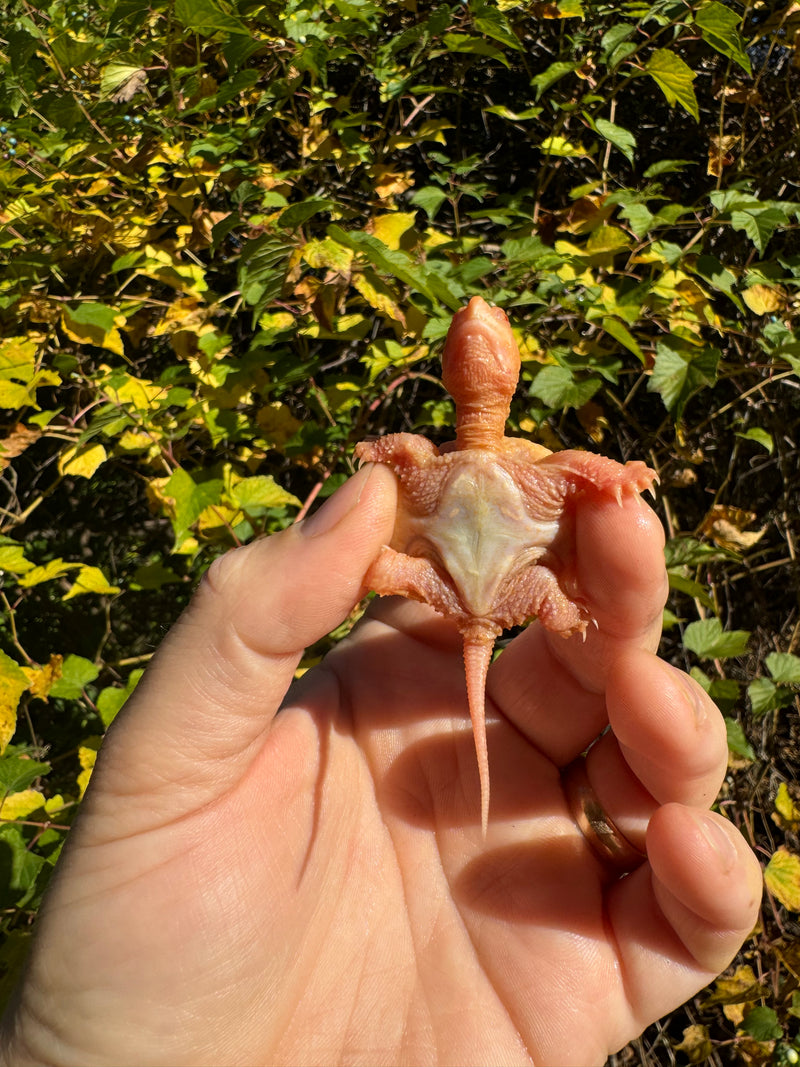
[700,504,766,552]
[708,134,738,176]
[0,424,42,469]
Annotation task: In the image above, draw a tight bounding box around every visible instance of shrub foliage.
[1,0,799,1059]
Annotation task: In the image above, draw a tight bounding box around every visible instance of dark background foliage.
[1,0,799,1060]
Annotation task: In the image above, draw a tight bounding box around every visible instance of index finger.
[489,490,667,765]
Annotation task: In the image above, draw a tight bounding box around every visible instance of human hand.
[0,464,761,1067]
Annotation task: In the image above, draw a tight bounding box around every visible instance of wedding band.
[562,758,646,876]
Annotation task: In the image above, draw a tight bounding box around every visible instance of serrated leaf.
[730,207,787,255]
[674,1023,712,1063]
[130,562,181,591]
[0,653,29,754]
[230,474,301,511]
[766,652,800,685]
[159,468,225,545]
[48,655,99,700]
[645,49,698,121]
[765,847,800,912]
[0,543,33,575]
[648,338,719,419]
[594,118,636,163]
[684,618,750,659]
[694,2,752,73]
[62,565,120,601]
[410,186,448,221]
[529,366,601,410]
[774,783,800,833]
[57,443,107,479]
[740,1006,782,1042]
[748,677,794,717]
[16,559,77,588]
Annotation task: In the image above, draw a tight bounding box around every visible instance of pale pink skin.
[355,297,657,834]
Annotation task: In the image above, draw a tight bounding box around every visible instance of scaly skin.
[355,296,657,834]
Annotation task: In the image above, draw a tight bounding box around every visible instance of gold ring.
[562,758,646,877]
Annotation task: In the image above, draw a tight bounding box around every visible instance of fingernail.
[301,464,375,538]
[692,810,737,874]
[669,663,707,728]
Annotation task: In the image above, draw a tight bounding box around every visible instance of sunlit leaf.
[694,2,752,73]
[683,618,750,659]
[61,304,125,357]
[62,565,121,601]
[593,117,636,163]
[645,49,699,121]
[0,653,29,754]
[48,655,99,700]
[57,443,108,479]
[765,848,800,911]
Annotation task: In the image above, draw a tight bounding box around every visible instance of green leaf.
[130,562,181,591]
[238,234,291,319]
[694,2,752,74]
[593,118,636,163]
[748,677,794,717]
[730,207,787,255]
[530,61,579,99]
[724,717,754,760]
[96,670,144,729]
[736,427,773,453]
[162,468,225,545]
[230,475,301,511]
[0,824,46,909]
[0,756,51,794]
[528,366,601,410]
[645,49,698,121]
[278,198,336,232]
[740,1006,783,1042]
[600,317,644,362]
[328,225,460,310]
[683,618,750,659]
[411,186,448,220]
[173,0,248,36]
[648,339,719,419]
[667,570,714,609]
[49,655,99,700]
[766,652,800,685]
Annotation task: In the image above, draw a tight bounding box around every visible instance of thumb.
[86,464,397,824]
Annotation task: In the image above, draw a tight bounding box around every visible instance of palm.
[3,472,760,1067]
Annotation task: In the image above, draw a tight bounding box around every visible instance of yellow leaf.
[17,559,77,588]
[743,284,785,315]
[61,305,125,357]
[103,370,165,410]
[541,135,587,157]
[0,789,46,821]
[354,270,406,323]
[0,652,29,753]
[77,739,101,799]
[62,565,121,601]
[674,1023,712,1064]
[702,964,767,1006]
[58,443,108,479]
[302,236,354,272]
[0,337,36,381]
[255,402,302,448]
[764,847,800,911]
[370,212,418,251]
[21,654,63,701]
[773,782,800,833]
